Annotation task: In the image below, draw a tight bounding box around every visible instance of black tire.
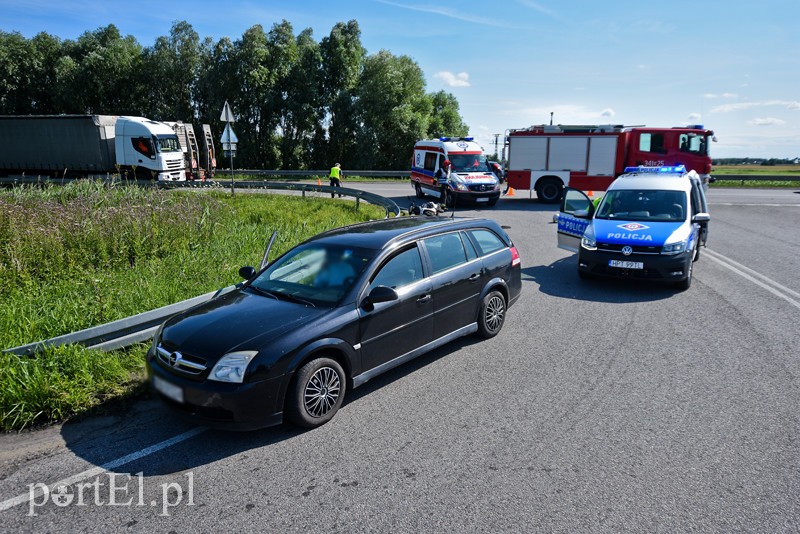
[285,357,346,428]
[444,189,456,208]
[477,290,506,338]
[536,178,563,204]
[415,182,425,199]
[675,256,694,291]
[693,245,701,262]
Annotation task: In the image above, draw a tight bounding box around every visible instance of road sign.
[220,123,238,151]
[220,101,236,123]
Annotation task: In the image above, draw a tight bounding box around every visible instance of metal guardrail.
[234,169,410,178]
[4,291,218,356]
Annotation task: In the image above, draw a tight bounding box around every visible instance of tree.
[355,50,431,169]
[426,90,468,139]
[319,20,365,168]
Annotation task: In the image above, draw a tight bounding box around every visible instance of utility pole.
[493,133,500,159]
[220,101,238,196]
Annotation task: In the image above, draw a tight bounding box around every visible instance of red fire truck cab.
[504,124,715,203]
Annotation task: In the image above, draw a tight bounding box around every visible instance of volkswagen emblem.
[169,351,183,367]
[621,246,633,256]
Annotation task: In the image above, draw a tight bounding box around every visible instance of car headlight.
[208,351,258,383]
[580,225,597,250]
[662,240,688,255]
[455,182,469,192]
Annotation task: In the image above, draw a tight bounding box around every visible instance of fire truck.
[504,124,715,203]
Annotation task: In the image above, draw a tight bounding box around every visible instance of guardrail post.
[356,196,360,210]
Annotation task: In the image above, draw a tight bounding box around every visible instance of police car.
[556,166,710,289]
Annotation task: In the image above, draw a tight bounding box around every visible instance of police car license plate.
[476,197,489,202]
[609,260,644,269]
[153,375,183,403]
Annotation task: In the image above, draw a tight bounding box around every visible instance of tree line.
[0,20,468,170]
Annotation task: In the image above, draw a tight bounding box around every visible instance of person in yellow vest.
[329,163,343,198]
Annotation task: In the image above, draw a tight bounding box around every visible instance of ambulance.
[411,137,501,207]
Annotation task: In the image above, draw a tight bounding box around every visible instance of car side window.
[460,231,478,261]
[369,246,424,291]
[467,229,506,256]
[424,233,468,274]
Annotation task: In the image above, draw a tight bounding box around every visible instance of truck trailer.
[0,115,185,181]
[504,124,715,203]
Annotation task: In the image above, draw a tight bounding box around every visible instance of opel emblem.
[621,246,633,256]
[169,351,183,367]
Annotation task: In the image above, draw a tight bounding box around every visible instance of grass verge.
[0,181,384,430]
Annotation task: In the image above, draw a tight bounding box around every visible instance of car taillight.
[510,246,521,267]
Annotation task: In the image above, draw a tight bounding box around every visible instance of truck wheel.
[536,178,563,204]
[285,357,346,428]
[415,182,425,199]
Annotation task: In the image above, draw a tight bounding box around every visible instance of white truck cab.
[411,137,501,207]
[115,117,185,181]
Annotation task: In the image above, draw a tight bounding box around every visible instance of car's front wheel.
[675,254,694,291]
[415,182,425,199]
[477,290,506,338]
[285,357,346,428]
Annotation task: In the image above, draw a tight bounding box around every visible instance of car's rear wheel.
[285,357,346,428]
[536,178,562,204]
[477,290,506,338]
[415,182,425,199]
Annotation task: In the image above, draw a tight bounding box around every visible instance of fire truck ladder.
[201,124,216,178]
[183,124,201,180]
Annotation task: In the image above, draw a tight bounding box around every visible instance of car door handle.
[417,294,432,304]
[468,273,481,282]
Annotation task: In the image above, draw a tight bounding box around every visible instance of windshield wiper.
[274,292,316,307]
[247,285,279,300]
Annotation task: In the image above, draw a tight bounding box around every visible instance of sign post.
[219,101,237,196]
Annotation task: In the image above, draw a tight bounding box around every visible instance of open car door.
[557,188,594,252]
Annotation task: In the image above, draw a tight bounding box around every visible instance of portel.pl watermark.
[28,471,194,517]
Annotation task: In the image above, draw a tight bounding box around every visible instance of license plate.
[153,375,184,403]
[609,260,644,269]
[476,197,489,202]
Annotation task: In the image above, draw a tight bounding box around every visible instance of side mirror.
[692,213,711,223]
[361,285,399,311]
[238,266,256,280]
[574,209,591,219]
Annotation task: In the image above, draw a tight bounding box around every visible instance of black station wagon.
[147,217,522,430]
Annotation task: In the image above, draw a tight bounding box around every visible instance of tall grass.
[0,181,384,430]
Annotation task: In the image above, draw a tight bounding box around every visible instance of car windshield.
[595,189,688,222]
[449,154,490,173]
[156,135,181,153]
[249,243,374,306]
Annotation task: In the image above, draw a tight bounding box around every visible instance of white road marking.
[704,248,800,311]
[709,203,800,207]
[0,426,207,512]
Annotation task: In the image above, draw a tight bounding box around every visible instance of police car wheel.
[693,246,701,262]
[675,257,694,291]
[477,290,506,338]
[415,182,425,198]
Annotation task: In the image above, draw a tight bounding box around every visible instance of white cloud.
[687,113,702,122]
[749,117,786,126]
[435,71,470,87]
[711,100,800,113]
[516,104,619,123]
[722,93,738,98]
[377,0,507,27]
[516,0,567,22]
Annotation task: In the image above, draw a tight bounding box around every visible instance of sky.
[2,0,799,159]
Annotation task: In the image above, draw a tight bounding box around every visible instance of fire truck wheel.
[536,178,563,204]
[415,182,425,199]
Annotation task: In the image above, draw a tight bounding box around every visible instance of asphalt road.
[2,185,799,532]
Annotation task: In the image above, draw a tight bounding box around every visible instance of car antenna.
[260,229,278,270]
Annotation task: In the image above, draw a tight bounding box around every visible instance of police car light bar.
[624,165,687,174]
